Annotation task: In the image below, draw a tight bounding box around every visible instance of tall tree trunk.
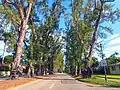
[2,39,7,64]
[9,3,32,79]
[41,56,45,75]
[27,62,34,78]
[48,56,54,75]
[77,63,80,75]
[13,20,27,68]
[88,3,103,67]
[13,3,32,69]
[75,63,77,75]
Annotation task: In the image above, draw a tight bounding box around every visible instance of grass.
[75,74,120,87]
[93,74,120,79]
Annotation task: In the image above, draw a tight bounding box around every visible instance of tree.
[65,0,120,78]
[0,16,16,64]
[88,0,119,67]
[28,0,64,75]
[54,51,64,73]
[0,0,33,79]
[91,57,99,68]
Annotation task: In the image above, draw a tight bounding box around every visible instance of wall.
[110,65,120,74]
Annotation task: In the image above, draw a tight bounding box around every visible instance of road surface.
[12,73,120,90]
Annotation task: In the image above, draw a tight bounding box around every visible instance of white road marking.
[49,83,55,89]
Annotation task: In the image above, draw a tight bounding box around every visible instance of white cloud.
[104,45,120,57]
[107,36,120,46]
[104,34,120,56]
[94,33,120,60]
[109,34,120,40]
[97,34,120,45]
[105,45,120,51]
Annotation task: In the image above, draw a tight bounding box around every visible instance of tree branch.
[18,4,24,20]
[25,3,32,23]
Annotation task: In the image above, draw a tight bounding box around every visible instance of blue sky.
[0,0,120,60]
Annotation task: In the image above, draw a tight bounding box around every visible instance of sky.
[0,0,120,61]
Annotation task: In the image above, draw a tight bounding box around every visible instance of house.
[109,62,120,74]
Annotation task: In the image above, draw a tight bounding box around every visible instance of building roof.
[0,63,9,67]
[116,62,120,65]
[110,62,120,66]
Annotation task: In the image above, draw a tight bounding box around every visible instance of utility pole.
[100,44,107,81]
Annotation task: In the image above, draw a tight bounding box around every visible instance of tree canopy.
[0,0,120,79]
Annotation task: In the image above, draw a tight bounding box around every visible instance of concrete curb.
[7,78,43,90]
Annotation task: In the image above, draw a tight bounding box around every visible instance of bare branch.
[25,3,32,23]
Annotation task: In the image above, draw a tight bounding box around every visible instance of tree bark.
[48,56,54,75]
[9,3,32,79]
[13,20,27,69]
[13,3,32,68]
[37,63,42,75]
[77,63,80,75]
[27,62,34,78]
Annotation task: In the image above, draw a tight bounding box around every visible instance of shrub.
[0,66,10,71]
[4,55,13,64]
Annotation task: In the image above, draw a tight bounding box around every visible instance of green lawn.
[75,74,120,87]
[93,74,120,79]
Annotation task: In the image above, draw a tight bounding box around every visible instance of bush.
[0,66,10,71]
[4,55,13,64]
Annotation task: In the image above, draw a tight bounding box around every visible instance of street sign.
[100,59,107,66]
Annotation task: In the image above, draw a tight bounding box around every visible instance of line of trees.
[0,0,120,79]
[0,0,65,79]
[64,0,120,77]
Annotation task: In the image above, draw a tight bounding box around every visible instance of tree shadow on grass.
[95,75,120,80]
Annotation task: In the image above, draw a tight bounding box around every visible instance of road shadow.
[43,78,75,81]
[33,76,44,79]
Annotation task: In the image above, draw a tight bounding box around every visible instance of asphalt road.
[12,73,120,90]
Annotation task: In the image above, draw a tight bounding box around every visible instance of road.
[12,73,119,90]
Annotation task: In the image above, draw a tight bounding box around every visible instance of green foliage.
[91,57,99,68]
[65,0,94,74]
[106,52,120,65]
[0,6,20,25]
[0,0,120,76]
[65,0,120,75]
[28,59,34,63]
[54,51,64,72]
[4,55,13,64]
